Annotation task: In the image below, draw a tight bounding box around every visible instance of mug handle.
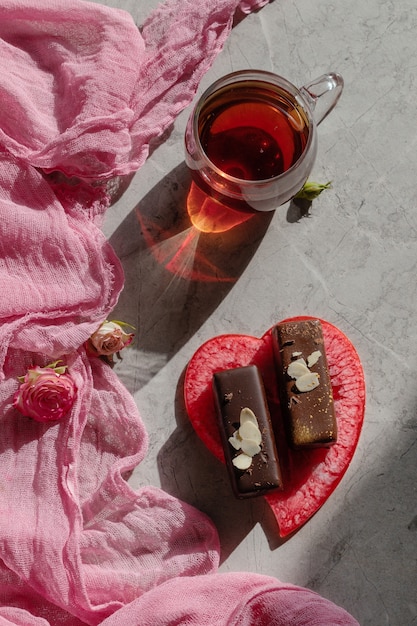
[300,73,344,125]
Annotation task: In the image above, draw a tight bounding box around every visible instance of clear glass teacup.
[184,70,343,214]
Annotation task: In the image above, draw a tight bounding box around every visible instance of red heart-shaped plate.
[184,316,365,537]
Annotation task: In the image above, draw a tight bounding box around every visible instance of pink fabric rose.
[13,362,77,423]
[87,320,134,359]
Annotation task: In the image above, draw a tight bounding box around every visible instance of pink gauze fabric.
[0,0,359,624]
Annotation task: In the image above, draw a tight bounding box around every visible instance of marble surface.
[97,0,417,624]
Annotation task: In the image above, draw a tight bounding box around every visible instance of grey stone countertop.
[97,0,417,624]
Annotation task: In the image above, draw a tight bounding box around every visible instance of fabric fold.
[100,573,359,625]
[0,350,219,624]
[0,0,270,181]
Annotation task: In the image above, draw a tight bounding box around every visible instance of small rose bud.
[13,362,76,423]
[87,320,134,360]
[295,181,331,201]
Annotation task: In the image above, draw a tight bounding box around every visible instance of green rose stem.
[17,360,67,383]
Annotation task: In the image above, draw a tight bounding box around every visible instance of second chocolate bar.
[272,319,337,449]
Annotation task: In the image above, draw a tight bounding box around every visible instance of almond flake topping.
[232,453,253,470]
[295,372,320,392]
[228,407,263,470]
[307,350,322,367]
[287,359,310,379]
[286,350,322,393]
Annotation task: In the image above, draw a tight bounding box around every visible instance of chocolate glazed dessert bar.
[213,365,283,498]
[272,319,337,449]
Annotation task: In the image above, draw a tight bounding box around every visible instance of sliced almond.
[239,420,262,444]
[287,359,310,380]
[232,453,253,470]
[239,407,258,426]
[228,432,242,450]
[241,439,261,457]
[295,372,320,392]
[307,350,322,367]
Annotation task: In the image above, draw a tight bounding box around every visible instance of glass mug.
[184,70,343,213]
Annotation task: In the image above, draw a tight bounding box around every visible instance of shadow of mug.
[108,163,274,382]
[107,164,287,553]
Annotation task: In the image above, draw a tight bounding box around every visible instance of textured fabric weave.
[0,0,358,623]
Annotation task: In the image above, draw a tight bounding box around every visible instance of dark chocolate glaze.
[272,319,337,449]
[213,365,283,498]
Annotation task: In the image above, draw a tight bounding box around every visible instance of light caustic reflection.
[186,181,255,234]
[135,178,272,283]
[136,204,238,283]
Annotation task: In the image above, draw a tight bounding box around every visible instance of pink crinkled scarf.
[0,0,359,623]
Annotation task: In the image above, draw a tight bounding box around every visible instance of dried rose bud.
[295,181,331,201]
[13,361,76,423]
[87,320,134,359]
